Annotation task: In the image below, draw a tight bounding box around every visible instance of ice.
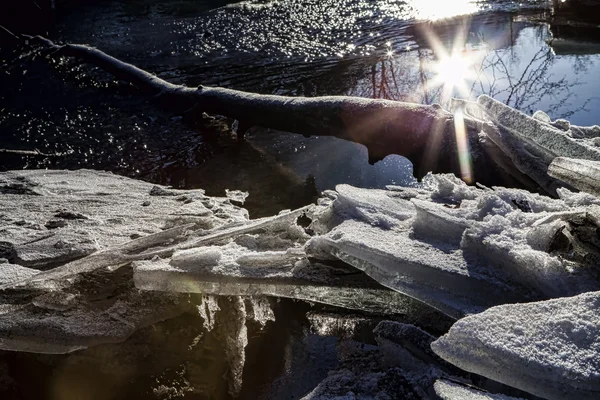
[306,175,600,317]
[300,342,421,400]
[197,295,220,331]
[0,169,251,287]
[309,185,416,234]
[306,219,525,318]
[133,255,446,326]
[244,296,275,329]
[431,291,600,400]
[373,321,459,397]
[459,95,600,194]
[307,312,380,338]
[216,296,247,397]
[411,199,470,244]
[0,289,191,354]
[374,321,448,371]
[225,189,249,205]
[548,157,600,197]
[434,380,526,400]
[477,95,600,162]
[171,247,223,268]
[0,262,37,286]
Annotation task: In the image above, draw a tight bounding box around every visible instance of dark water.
[0,1,599,398]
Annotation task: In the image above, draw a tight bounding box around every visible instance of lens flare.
[420,23,486,105]
[433,51,472,88]
[453,108,473,183]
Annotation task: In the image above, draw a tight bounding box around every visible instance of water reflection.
[249,13,600,192]
[348,17,600,123]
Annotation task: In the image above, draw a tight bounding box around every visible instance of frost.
[434,380,527,400]
[549,157,600,197]
[306,175,600,317]
[432,291,600,400]
[225,189,249,205]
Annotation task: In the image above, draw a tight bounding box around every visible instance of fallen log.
[1,27,532,188]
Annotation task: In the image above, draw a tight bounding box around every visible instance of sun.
[419,23,487,106]
[426,44,482,104]
[414,25,489,184]
[433,51,473,88]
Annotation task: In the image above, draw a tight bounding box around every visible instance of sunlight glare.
[453,108,473,183]
[433,52,472,88]
[421,22,486,105]
[409,0,479,21]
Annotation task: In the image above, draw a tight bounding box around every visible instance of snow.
[431,291,600,400]
[0,261,37,286]
[549,157,600,197]
[434,380,526,400]
[477,95,600,163]
[306,174,600,317]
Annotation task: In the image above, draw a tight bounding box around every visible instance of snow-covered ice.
[432,291,600,400]
[549,157,600,197]
[434,380,527,400]
[306,176,600,317]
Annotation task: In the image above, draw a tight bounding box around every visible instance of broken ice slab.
[6,204,310,290]
[548,157,600,197]
[307,177,600,318]
[0,288,192,354]
[434,380,527,400]
[473,95,600,194]
[0,262,38,287]
[431,291,600,400]
[4,223,196,290]
[0,169,248,269]
[305,219,528,319]
[477,95,600,162]
[134,256,450,328]
[309,184,416,234]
